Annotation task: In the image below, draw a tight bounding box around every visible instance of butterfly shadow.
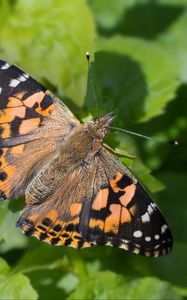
[98,1,185,40]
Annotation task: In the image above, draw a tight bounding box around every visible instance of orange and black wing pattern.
[0,60,79,200]
[81,172,172,257]
[17,151,172,257]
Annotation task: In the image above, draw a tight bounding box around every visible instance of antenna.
[86,52,99,115]
[109,126,178,146]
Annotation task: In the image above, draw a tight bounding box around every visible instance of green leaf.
[90,0,185,41]
[0,258,38,300]
[127,277,181,300]
[129,158,165,193]
[152,242,187,288]
[0,258,10,280]
[18,244,69,272]
[17,247,87,299]
[158,0,187,5]
[68,271,181,299]
[95,36,179,124]
[89,0,133,29]
[0,202,28,253]
[158,7,187,83]
[57,272,79,294]
[156,173,187,245]
[0,0,96,105]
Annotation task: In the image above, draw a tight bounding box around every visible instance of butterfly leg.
[103,143,136,159]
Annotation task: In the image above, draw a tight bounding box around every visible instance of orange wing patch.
[0,107,26,123]
[23,91,45,108]
[92,188,108,210]
[70,203,82,217]
[23,92,55,116]
[110,172,123,192]
[19,118,41,135]
[84,173,136,239]
[104,204,121,234]
[35,103,55,117]
[121,207,132,223]
[119,184,136,207]
[0,124,11,138]
[7,97,23,108]
[11,144,25,155]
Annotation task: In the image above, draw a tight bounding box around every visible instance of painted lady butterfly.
[0,60,172,257]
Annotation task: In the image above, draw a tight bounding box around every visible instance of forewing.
[17,149,172,257]
[0,60,79,200]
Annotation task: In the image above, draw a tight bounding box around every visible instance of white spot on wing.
[9,79,20,87]
[145,251,151,257]
[141,212,150,223]
[18,75,27,82]
[154,250,160,257]
[145,236,151,242]
[1,62,10,70]
[133,230,142,238]
[105,241,112,246]
[133,248,140,254]
[0,87,2,94]
[120,243,129,250]
[154,234,160,240]
[9,73,29,88]
[24,73,29,78]
[151,203,157,209]
[161,224,168,234]
[147,205,154,215]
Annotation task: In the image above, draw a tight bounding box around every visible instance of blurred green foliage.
[0,0,186,299]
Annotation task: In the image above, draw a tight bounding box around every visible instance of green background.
[0,0,186,299]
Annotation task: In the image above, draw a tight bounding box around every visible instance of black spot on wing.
[65,223,74,232]
[0,171,7,181]
[40,94,54,110]
[39,232,48,240]
[51,237,61,245]
[53,224,62,232]
[64,238,72,246]
[10,116,23,137]
[61,233,69,238]
[24,227,35,236]
[0,127,4,138]
[48,231,56,237]
[116,174,133,189]
[42,217,52,227]
[16,218,35,236]
[37,225,46,232]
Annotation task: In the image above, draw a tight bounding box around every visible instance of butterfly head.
[87,112,116,140]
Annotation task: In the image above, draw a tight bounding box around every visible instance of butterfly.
[0,59,172,257]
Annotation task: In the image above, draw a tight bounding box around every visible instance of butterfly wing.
[17,148,172,257]
[17,157,97,249]
[83,149,173,257]
[0,60,80,200]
